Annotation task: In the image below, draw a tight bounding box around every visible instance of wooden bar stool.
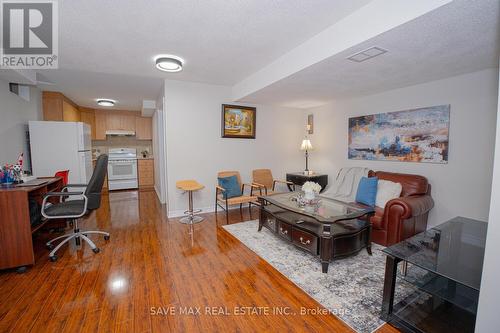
[176,180,205,224]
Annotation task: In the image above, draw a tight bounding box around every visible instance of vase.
[304,189,315,200]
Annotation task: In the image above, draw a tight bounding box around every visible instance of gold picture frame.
[221,104,256,139]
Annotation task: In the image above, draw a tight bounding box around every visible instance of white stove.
[107,148,138,190]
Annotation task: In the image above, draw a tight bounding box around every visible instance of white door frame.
[153,96,168,204]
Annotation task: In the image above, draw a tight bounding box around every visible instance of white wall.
[0,79,42,170]
[163,79,304,216]
[476,64,500,333]
[304,68,498,226]
[152,88,168,204]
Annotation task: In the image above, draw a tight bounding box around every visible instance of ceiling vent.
[347,47,388,63]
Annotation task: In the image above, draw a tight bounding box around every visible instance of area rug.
[223,220,412,333]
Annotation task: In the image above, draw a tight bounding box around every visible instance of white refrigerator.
[29,121,93,184]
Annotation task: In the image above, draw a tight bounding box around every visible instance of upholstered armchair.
[251,169,295,195]
[367,171,434,246]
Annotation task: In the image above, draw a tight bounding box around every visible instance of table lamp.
[300,138,313,174]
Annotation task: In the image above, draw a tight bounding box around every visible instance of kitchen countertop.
[92,156,154,161]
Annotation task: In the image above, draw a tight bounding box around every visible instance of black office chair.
[41,154,110,261]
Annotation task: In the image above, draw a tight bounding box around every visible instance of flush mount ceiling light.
[97,99,116,107]
[154,54,184,72]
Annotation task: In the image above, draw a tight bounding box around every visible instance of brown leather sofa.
[367,171,434,246]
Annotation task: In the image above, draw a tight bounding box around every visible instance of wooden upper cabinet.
[94,111,107,140]
[106,113,136,131]
[42,92,80,122]
[42,92,146,141]
[79,108,96,140]
[122,115,136,131]
[42,94,63,121]
[135,117,152,140]
[106,113,121,131]
[62,101,80,122]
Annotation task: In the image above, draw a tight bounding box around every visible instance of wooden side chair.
[215,171,261,224]
[252,169,295,195]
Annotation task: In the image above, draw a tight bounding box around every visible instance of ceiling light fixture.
[97,99,116,107]
[154,54,184,72]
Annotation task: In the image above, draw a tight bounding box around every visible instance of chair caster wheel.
[46,243,54,250]
[16,266,27,274]
[49,255,58,262]
[92,248,100,254]
[104,235,110,241]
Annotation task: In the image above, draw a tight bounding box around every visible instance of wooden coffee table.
[258,192,374,273]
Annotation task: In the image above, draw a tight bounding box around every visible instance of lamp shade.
[300,138,313,151]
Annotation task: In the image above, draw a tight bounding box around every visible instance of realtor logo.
[1,0,58,68]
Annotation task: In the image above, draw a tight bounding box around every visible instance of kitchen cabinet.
[43,92,79,122]
[94,111,107,140]
[138,159,154,188]
[79,108,96,140]
[42,94,63,121]
[62,100,80,122]
[135,117,152,140]
[106,113,135,131]
[43,91,145,140]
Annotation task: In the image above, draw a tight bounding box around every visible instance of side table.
[286,172,328,192]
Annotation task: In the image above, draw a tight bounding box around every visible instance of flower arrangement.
[302,181,321,201]
[1,153,24,184]
[302,181,321,193]
[1,165,15,184]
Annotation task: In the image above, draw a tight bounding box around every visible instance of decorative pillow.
[218,175,242,199]
[355,177,378,207]
[375,180,402,208]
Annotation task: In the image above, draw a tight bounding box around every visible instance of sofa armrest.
[386,195,434,220]
[381,194,434,245]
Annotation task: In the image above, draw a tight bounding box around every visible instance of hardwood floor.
[0,190,399,333]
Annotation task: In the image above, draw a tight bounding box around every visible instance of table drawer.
[291,228,318,254]
[261,211,277,232]
[278,221,291,241]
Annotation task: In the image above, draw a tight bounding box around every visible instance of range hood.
[106,130,136,136]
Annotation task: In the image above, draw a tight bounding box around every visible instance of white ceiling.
[39,0,371,109]
[239,0,500,108]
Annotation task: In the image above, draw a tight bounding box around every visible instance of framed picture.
[307,114,314,134]
[221,104,256,139]
[348,105,450,164]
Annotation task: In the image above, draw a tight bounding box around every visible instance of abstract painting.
[221,104,256,139]
[348,105,450,163]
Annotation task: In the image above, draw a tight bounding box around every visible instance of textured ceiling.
[240,0,500,108]
[37,0,499,110]
[39,0,371,109]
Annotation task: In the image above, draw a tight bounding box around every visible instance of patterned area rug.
[223,220,410,333]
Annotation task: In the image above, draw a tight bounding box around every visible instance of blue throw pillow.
[218,175,242,199]
[356,177,378,207]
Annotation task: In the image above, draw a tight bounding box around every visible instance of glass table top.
[383,216,487,290]
[261,191,373,223]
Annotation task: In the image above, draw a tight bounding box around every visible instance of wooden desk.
[0,177,63,272]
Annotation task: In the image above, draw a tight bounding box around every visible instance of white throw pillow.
[375,180,403,208]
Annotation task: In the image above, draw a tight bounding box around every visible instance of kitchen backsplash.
[92,136,152,158]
